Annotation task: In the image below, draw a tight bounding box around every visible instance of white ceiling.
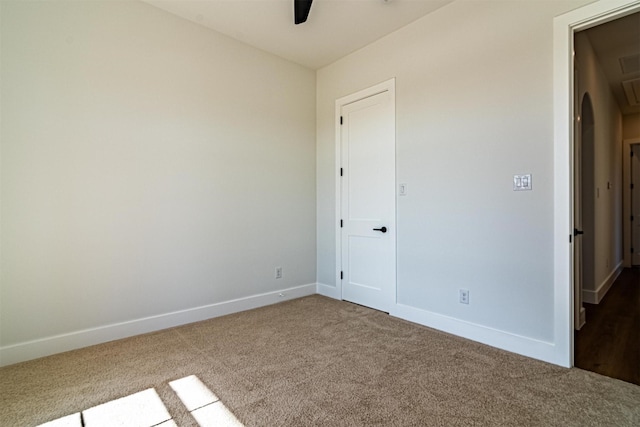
[143,0,454,70]
[143,1,640,115]
[583,12,640,115]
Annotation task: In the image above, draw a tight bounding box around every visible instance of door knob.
[373,226,387,233]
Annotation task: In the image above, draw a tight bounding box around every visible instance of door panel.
[574,115,583,330]
[340,89,395,312]
[348,236,383,290]
[632,144,640,265]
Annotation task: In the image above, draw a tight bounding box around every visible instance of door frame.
[334,78,396,304]
[553,0,640,367]
[624,138,640,267]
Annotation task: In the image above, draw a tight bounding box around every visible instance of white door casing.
[336,80,396,312]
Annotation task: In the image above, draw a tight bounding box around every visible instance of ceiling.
[142,1,640,115]
[143,0,454,70]
[583,12,640,116]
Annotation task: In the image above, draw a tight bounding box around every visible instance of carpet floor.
[1,295,639,426]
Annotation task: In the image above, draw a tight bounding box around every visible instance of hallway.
[575,268,640,385]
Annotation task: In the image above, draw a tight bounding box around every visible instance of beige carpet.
[1,295,639,426]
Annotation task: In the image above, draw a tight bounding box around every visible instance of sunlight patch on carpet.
[170,375,243,426]
[169,375,218,411]
[37,375,243,427]
[36,412,82,427]
[82,388,171,427]
[191,401,244,426]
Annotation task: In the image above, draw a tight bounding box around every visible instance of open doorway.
[572,11,640,385]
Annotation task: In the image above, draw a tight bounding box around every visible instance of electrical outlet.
[275,267,282,279]
[459,289,469,304]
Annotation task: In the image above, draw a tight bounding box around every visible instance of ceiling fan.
[294,0,313,25]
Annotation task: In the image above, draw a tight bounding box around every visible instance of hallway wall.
[574,31,624,303]
[624,113,640,139]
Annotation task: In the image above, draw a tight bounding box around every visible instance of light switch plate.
[513,174,532,191]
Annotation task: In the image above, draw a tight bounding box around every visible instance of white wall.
[574,31,623,303]
[317,0,593,362]
[0,0,316,365]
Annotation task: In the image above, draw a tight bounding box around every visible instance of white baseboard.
[0,283,316,367]
[317,286,565,366]
[316,282,340,299]
[582,261,623,304]
[390,303,566,367]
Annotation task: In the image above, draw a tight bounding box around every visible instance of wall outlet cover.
[459,289,470,304]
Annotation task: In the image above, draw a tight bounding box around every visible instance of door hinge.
[570,234,572,243]
[632,151,635,157]
[340,219,343,228]
[340,116,343,125]
[632,183,635,190]
[340,271,343,280]
[340,168,343,176]
[632,215,635,222]
[632,248,635,254]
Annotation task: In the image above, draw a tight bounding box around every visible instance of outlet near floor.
[459,289,469,304]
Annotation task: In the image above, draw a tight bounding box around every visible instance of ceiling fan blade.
[294,0,313,25]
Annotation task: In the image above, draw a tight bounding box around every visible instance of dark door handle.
[574,228,584,236]
[373,226,387,233]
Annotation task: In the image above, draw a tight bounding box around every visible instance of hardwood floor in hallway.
[575,268,640,385]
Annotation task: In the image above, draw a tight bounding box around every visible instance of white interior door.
[632,144,640,265]
[340,88,395,313]
[574,107,584,330]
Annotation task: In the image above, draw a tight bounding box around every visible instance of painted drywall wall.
[624,113,640,139]
[317,0,593,356]
[575,31,623,301]
[0,0,316,362]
